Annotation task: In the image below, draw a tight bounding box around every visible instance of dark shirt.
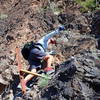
[28,47,46,69]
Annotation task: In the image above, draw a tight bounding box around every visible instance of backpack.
[21,41,43,60]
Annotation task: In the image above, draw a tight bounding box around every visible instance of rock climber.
[21,25,65,89]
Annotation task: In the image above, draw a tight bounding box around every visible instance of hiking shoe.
[44,67,55,75]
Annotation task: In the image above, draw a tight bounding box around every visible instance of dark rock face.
[91,10,100,35]
[97,39,100,49]
[40,59,77,100]
[91,10,100,49]
[40,52,100,100]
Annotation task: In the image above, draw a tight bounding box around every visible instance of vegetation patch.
[38,74,50,88]
[0,14,8,20]
[75,0,100,12]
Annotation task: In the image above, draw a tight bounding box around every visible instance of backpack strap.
[35,43,46,52]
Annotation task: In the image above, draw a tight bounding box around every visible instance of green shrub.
[75,0,100,12]
[0,14,8,20]
[38,74,51,88]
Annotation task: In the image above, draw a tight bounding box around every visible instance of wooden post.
[16,47,26,94]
